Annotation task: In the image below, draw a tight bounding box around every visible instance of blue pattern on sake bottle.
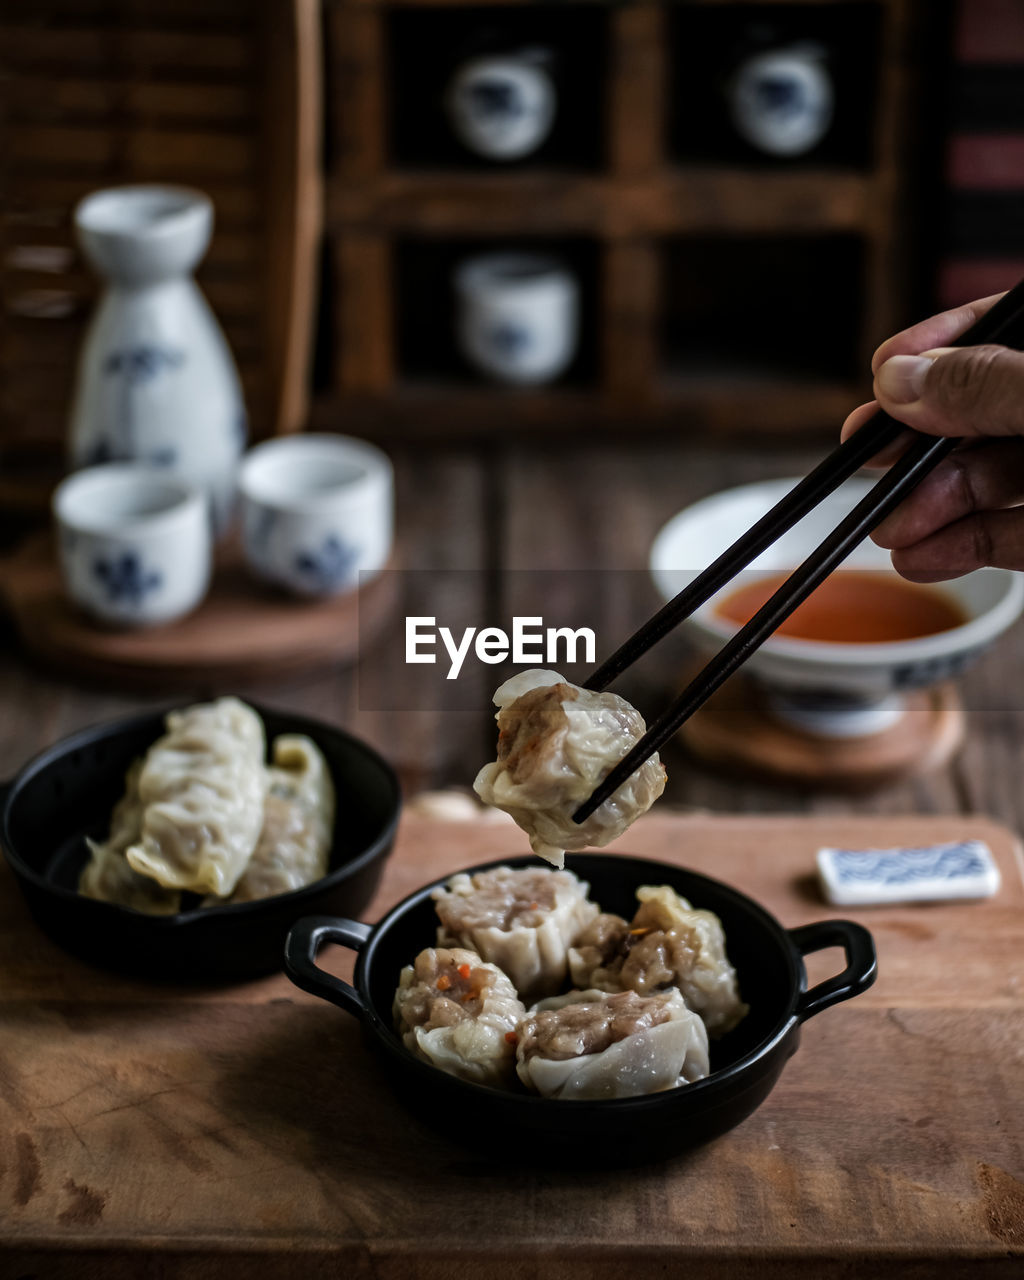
[68,186,247,539]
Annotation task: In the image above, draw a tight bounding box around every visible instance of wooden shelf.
[309,375,859,441]
[328,170,873,236]
[316,0,938,440]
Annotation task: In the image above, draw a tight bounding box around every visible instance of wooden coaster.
[678,672,966,791]
[0,533,398,686]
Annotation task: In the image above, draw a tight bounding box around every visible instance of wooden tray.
[1,808,1021,1277]
[0,532,397,684]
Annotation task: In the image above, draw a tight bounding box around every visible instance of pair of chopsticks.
[572,278,1024,825]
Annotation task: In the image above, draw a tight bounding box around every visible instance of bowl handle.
[284,915,372,1019]
[788,920,877,1023]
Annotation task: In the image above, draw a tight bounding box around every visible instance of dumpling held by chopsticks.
[473,669,666,868]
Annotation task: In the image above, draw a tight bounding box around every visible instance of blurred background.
[3,0,1024,811]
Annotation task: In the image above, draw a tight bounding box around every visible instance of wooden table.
[1,440,1023,1276]
[1,809,1022,1277]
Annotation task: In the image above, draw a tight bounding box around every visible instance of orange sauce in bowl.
[714,570,967,644]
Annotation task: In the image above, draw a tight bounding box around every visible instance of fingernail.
[876,354,933,405]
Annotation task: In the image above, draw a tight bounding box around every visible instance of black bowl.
[0,705,401,981]
[285,852,876,1166]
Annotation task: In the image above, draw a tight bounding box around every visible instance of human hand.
[840,291,1024,581]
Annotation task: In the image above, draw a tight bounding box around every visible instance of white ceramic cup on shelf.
[53,463,212,628]
[445,49,556,162]
[238,434,394,598]
[728,44,834,158]
[454,251,579,385]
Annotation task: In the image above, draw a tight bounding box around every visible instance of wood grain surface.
[0,809,1021,1278]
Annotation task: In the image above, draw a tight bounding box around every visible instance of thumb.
[873,344,1024,440]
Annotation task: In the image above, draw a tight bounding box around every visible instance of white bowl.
[238,434,393,598]
[650,477,1024,737]
[54,464,212,628]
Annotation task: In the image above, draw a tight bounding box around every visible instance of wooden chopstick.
[572,277,1024,825]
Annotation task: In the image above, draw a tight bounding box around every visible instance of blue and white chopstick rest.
[817,840,1001,906]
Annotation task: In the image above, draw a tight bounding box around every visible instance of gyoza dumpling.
[393,947,525,1087]
[515,987,709,1100]
[205,734,334,905]
[432,865,599,1003]
[125,697,267,897]
[473,669,667,868]
[78,761,182,915]
[568,885,748,1036]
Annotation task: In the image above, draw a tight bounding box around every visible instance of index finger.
[871,293,1006,374]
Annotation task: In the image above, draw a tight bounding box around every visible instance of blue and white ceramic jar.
[68,185,246,536]
[728,43,834,158]
[446,48,556,162]
[455,252,579,385]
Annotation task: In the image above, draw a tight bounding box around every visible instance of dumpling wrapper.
[568,884,748,1037]
[473,669,667,868]
[78,760,182,915]
[393,947,526,1087]
[125,697,267,897]
[204,734,334,905]
[432,865,599,1004]
[515,988,709,1100]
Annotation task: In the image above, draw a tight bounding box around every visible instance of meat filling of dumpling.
[473,669,667,868]
[433,865,599,1003]
[568,884,748,1037]
[515,988,709,1100]
[393,947,525,1087]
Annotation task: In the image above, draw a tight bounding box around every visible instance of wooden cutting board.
[1,808,1022,1278]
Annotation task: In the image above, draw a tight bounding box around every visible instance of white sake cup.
[446,50,556,161]
[53,464,212,627]
[455,252,579,385]
[238,434,394,598]
[729,44,834,158]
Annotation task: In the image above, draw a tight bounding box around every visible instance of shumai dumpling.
[205,734,334,905]
[515,987,709,1100]
[433,865,599,1003]
[79,761,182,915]
[473,669,667,868]
[568,884,748,1037]
[393,947,525,1087]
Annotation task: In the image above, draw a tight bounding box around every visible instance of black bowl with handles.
[284,852,877,1166]
[0,705,401,982]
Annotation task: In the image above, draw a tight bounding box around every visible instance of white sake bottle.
[68,185,246,536]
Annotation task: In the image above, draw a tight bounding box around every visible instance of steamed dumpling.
[78,761,182,915]
[568,884,748,1036]
[393,947,526,1087]
[515,987,709,1100]
[433,865,599,1003]
[473,669,667,868]
[124,697,267,897]
[206,734,334,905]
